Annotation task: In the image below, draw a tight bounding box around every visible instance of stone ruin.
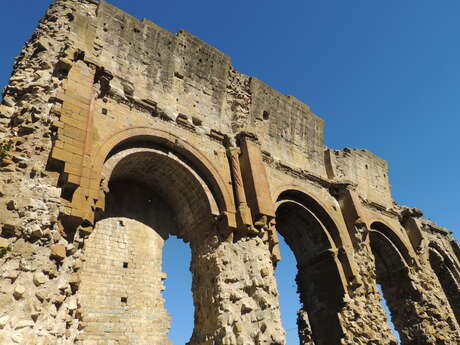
[0,0,458,344]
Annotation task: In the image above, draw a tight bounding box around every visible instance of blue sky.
[1,1,459,344]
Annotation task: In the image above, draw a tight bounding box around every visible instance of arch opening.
[102,148,219,234]
[97,133,231,218]
[369,222,415,345]
[428,246,460,324]
[275,192,347,345]
[275,235,302,345]
[277,190,344,249]
[376,283,401,344]
[163,236,194,344]
[79,146,222,344]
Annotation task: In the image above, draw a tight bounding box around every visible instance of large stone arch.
[273,186,358,283]
[428,242,460,284]
[78,138,233,345]
[369,220,416,267]
[92,127,236,227]
[428,243,460,323]
[100,147,220,239]
[275,189,347,245]
[274,189,351,345]
[369,221,425,344]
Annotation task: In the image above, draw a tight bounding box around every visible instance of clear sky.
[1,1,459,344]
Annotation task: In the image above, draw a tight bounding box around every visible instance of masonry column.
[404,214,460,327]
[186,134,286,345]
[188,139,286,345]
[381,263,460,344]
[188,224,285,345]
[337,187,402,345]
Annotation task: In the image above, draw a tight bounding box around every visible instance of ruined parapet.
[0,1,458,344]
[326,148,393,208]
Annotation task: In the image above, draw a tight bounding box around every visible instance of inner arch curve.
[91,127,235,220]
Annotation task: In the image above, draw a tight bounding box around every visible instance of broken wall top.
[2,0,394,209]
[84,1,326,174]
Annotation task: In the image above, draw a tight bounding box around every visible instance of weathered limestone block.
[0,0,458,345]
[33,272,48,286]
[0,238,9,249]
[12,285,25,300]
[50,244,66,260]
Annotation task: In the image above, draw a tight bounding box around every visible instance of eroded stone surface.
[0,1,458,344]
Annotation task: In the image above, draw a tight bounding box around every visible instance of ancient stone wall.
[0,1,458,344]
[80,217,171,345]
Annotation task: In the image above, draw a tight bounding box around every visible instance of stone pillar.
[238,134,280,262]
[0,1,99,344]
[338,231,401,345]
[337,189,402,344]
[295,249,348,345]
[428,249,460,324]
[189,230,285,345]
[391,265,460,344]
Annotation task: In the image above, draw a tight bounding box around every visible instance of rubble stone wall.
[0,1,458,345]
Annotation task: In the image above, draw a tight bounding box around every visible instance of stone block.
[50,244,66,260]
[15,319,34,329]
[33,272,48,286]
[0,238,9,249]
[0,315,9,329]
[13,285,25,299]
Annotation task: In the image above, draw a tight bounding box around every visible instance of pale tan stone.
[0,1,457,345]
[13,285,25,299]
[14,320,34,329]
[67,297,78,311]
[50,244,66,260]
[33,272,47,286]
[0,315,9,329]
[0,238,9,249]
